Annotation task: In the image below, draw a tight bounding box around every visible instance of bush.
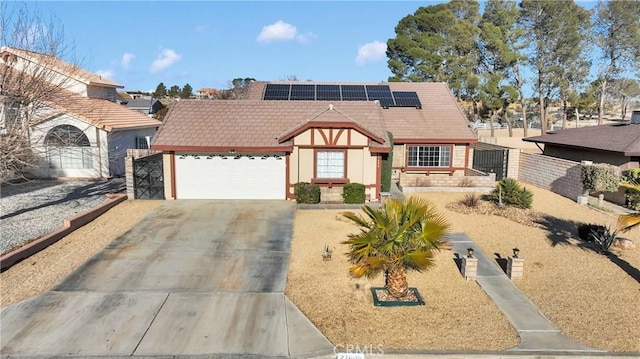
[623,171,640,210]
[487,178,533,209]
[581,163,621,193]
[460,193,480,207]
[342,183,366,204]
[294,182,320,204]
[576,223,618,253]
[577,223,606,242]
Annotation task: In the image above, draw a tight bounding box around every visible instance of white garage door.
[175,153,286,199]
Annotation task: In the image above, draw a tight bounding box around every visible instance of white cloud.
[121,53,135,69]
[96,69,114,79]
[257,20,298,43]
[355,41,387,66]
[150,48,181,73]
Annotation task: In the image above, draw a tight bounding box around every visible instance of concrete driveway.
[1,200,333,357]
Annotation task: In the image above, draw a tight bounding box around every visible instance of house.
[522,114,640,171]
[122,98,165,116]
[0,46,161,179]
[151,81,478,200]
[522,113,640,205]
[196,88,220,99]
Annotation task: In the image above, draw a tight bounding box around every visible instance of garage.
[174,153,286,199]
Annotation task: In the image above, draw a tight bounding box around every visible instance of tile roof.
[1,46,124,88]
[523,123,640,156]
[43,89,162,131]
[152,100,388,151]
[247,81,476,142]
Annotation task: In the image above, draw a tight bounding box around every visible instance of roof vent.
[631,110,640,124]
[329,104,334,111]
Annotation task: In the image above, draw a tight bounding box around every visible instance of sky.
[24,1,444,93]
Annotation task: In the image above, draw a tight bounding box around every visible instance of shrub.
[623,171,640,210]
[487,178,533,209]
[460,193,480,207]
[577,223,606,242]
[294,182,320,204]
[581,163,621,193]
[591,225,618,254]
[342,183,366,204]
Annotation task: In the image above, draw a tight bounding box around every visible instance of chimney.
[631,110,640,124]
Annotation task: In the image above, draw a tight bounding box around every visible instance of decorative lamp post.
[467,247,474,258]
[512,247,520,258]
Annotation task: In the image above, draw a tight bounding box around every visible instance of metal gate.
[473,143,509,181]
[133,153,164,199]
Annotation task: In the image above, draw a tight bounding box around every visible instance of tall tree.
[179,83,193,99]
[153,82,166,99]
[593,0,640,125]
[0,2,79,182]
[479,0,522,137]
[167,85,180,98]
[386,1,481,99]
[519,0,591,135]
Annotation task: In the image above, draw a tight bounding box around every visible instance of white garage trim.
[174,153,286,199]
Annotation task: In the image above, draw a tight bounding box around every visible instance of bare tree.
[0,2,80,182]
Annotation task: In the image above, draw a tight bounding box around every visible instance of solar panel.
[341,85,367,101]
[263,84,291,100]
[290,84,315,100]
[316,84,341,101]
[392,91,422,108]
[366,85,394,108]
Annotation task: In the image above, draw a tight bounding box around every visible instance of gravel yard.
[0,178,125,255]
[287,186,640,352]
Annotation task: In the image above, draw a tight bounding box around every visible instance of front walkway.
[449,233,603,353]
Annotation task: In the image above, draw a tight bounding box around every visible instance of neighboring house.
[522,113,640,206]
[151,81,477,200]
[196,88,220,99]
[122,98,165,116]
[0,46,161,179]
[522,115,640,171]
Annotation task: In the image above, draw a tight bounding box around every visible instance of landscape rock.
[613,238,636,250]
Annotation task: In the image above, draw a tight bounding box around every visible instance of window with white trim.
[316,151,345,178]
[44,125,93,169]
[407,145,451,167]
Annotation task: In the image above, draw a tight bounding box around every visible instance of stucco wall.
[28,114,108,178]
[108,128,157,176]
[544,145,632,168]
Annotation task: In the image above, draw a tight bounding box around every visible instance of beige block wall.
[452,144,467,168]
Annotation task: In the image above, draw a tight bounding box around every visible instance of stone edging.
[0,193,127,271]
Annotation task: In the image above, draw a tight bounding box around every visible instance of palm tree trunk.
[386,266,409,299]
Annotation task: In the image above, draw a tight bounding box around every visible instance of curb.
[0,193,127,271]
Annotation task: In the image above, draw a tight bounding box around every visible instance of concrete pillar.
[507,256,524,280]
[461,256,478,281]
[125,156,134,199]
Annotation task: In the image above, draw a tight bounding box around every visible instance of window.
[316,151,345,178]
[136,136,151,149]
[44,125,93,169]
[407,145,451,167]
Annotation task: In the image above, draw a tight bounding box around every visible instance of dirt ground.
[286,186,640,352]
[2,188,639,352]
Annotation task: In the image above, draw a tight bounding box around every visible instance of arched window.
[45,125,93,169]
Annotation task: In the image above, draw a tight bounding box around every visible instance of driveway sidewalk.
[1,200,333,357]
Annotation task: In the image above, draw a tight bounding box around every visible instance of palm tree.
[341,196,451,300]
[618,181,640,232]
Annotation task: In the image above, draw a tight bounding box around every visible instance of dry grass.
[0,200,162,307]
[286,186,640,352]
